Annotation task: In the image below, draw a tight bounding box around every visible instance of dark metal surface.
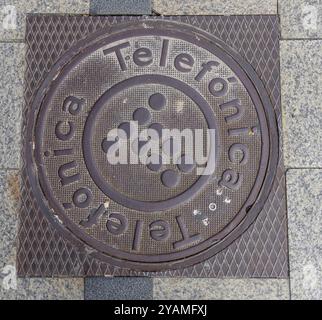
[18,14,288,277]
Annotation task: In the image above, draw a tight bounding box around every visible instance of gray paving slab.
[280,40,322,168]
[153,278,290,300]
[0,0,90,41]
[0,43,24,169]
[153,0,277,15]
[280,0,322,39]
[287,169,322,300]
[0,170,19,273]
[0,276,84,300]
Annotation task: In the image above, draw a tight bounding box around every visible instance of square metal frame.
[18,14,288,278]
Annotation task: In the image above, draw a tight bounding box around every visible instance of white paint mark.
[302,5,318,32]
[1,265,17,290]
[175,99,185,113]
[202,218,209,226]
[302,263,318,291]
[104,200,110,208]
[2,5,17,30]
[216,188,223,196]
[53,214,63,224]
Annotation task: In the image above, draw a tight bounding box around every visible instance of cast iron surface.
[18,14,288,277]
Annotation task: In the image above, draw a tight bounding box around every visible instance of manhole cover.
[19,16,284,275]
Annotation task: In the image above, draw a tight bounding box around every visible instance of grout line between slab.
[277,0,279,16]
[284,171,292,300]
[0,167,20,171]
[289,278,292,300]
[83,278,85,300]
[286,167,322,170]
[281,38,322,40]
[0,40,25,44]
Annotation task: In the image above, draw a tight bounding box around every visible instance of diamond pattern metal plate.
[18,14,288,277]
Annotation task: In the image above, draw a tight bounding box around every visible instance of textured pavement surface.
[281,40,322,168]
[0,0,321,300]
[287,170,322,300]
[0,43,24,169]
[153,279,290,300]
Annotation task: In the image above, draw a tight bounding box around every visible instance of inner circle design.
[83,75,218,212]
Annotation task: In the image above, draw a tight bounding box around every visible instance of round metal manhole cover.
[27,20,278,271]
